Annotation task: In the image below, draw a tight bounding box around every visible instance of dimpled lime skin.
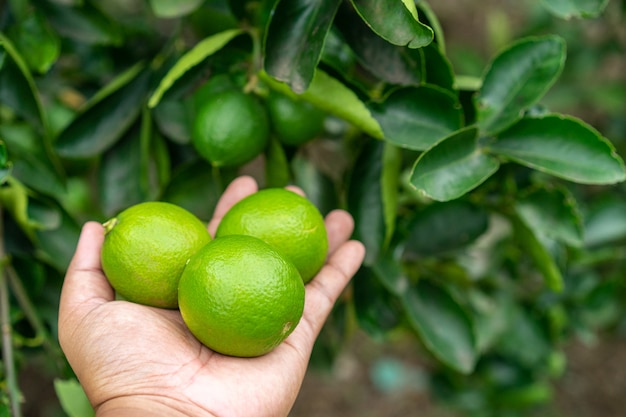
[101,202,211,309]
[215,188,328,283]
[178,235,305,358]
[192,90,270,167]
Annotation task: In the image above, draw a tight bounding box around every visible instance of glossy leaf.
[416,1,446,51]
[334,5,423,86]
[55,66,151,158]
[350,0,433,48]
[402,280,477,374]
[515,187,583,247]
[511,215,564,292]
[410,127,500,201]
[8,11,60,74]
[541,0,609,18]
[148,0,204,18]
[489,115,626,184]
[422,43,455,91]
[475,36,566,134]
[347,140,400,265]
[260,69,384,139]
[264,0,341,93]
[403,200,489,259]
[148,28,244,108]
[369,85,463,150]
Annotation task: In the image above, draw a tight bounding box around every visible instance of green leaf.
[260,69,384,139]
[54,379,95,417]
[55,66,151,158]
[291,154,339,216]
[475,35,566,134]
[402,280,477,374]
[148,0,204,18]
[511,214,564,292]
[349,0,433,48]
[8,11,60,74]
[489,114,626,184]
[35,204,82,271]
[347,140,400,265]
[42,1,123,45]
[161,160,221,223]
[334,5,423,86]
[152,99,193,144]
[403,200,489,259]
[0,123,66,196]
[515,187,583,247]
[496,304,552,368]
[148,28,245,108]
[541,0,609,18]
[264,0,341,93]
[0,177,37,240]
[98,125,145,217]
[265,136,290,188]
[422,43,455,91]
[416,1,446,51]
[353,265,402,337]
[410,127,500,201]
[0,34,46,130]
[583,196,626,247]
[369,85,463,150]
[139,107,170,200]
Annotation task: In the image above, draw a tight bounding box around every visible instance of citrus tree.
[1,0,625,416]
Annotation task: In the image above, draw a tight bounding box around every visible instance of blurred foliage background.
[0,0,625,416]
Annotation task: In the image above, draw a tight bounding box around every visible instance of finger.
[324,209,355,256]
[300,239,366,338]
[285,184,305,197]
[208,175,258,236]
[59,222,114,324]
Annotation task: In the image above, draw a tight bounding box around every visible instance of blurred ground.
[290,330,626,417]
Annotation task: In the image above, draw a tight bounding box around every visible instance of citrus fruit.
[178,235,305,357]
[101,201,211,309]
[216,188,328,283]
[266,92,326,146]
[192,89,269,167]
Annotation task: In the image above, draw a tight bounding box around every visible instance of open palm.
[58,176,365,417]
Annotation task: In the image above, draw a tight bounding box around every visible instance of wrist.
[96,396,216,417]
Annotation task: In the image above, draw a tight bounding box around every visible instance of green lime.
[192,89,269,167]
[266,92,325,146]
[101,201,211,308]
[216,188,328,283]
[178,235,305,357]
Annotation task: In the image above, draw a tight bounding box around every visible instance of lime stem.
[102,217,119,235]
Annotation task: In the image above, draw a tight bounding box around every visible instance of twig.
[0,207,22,417]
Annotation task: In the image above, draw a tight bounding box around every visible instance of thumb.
[59,221,114,330]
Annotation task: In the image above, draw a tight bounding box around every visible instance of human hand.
[58,176,366,417]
